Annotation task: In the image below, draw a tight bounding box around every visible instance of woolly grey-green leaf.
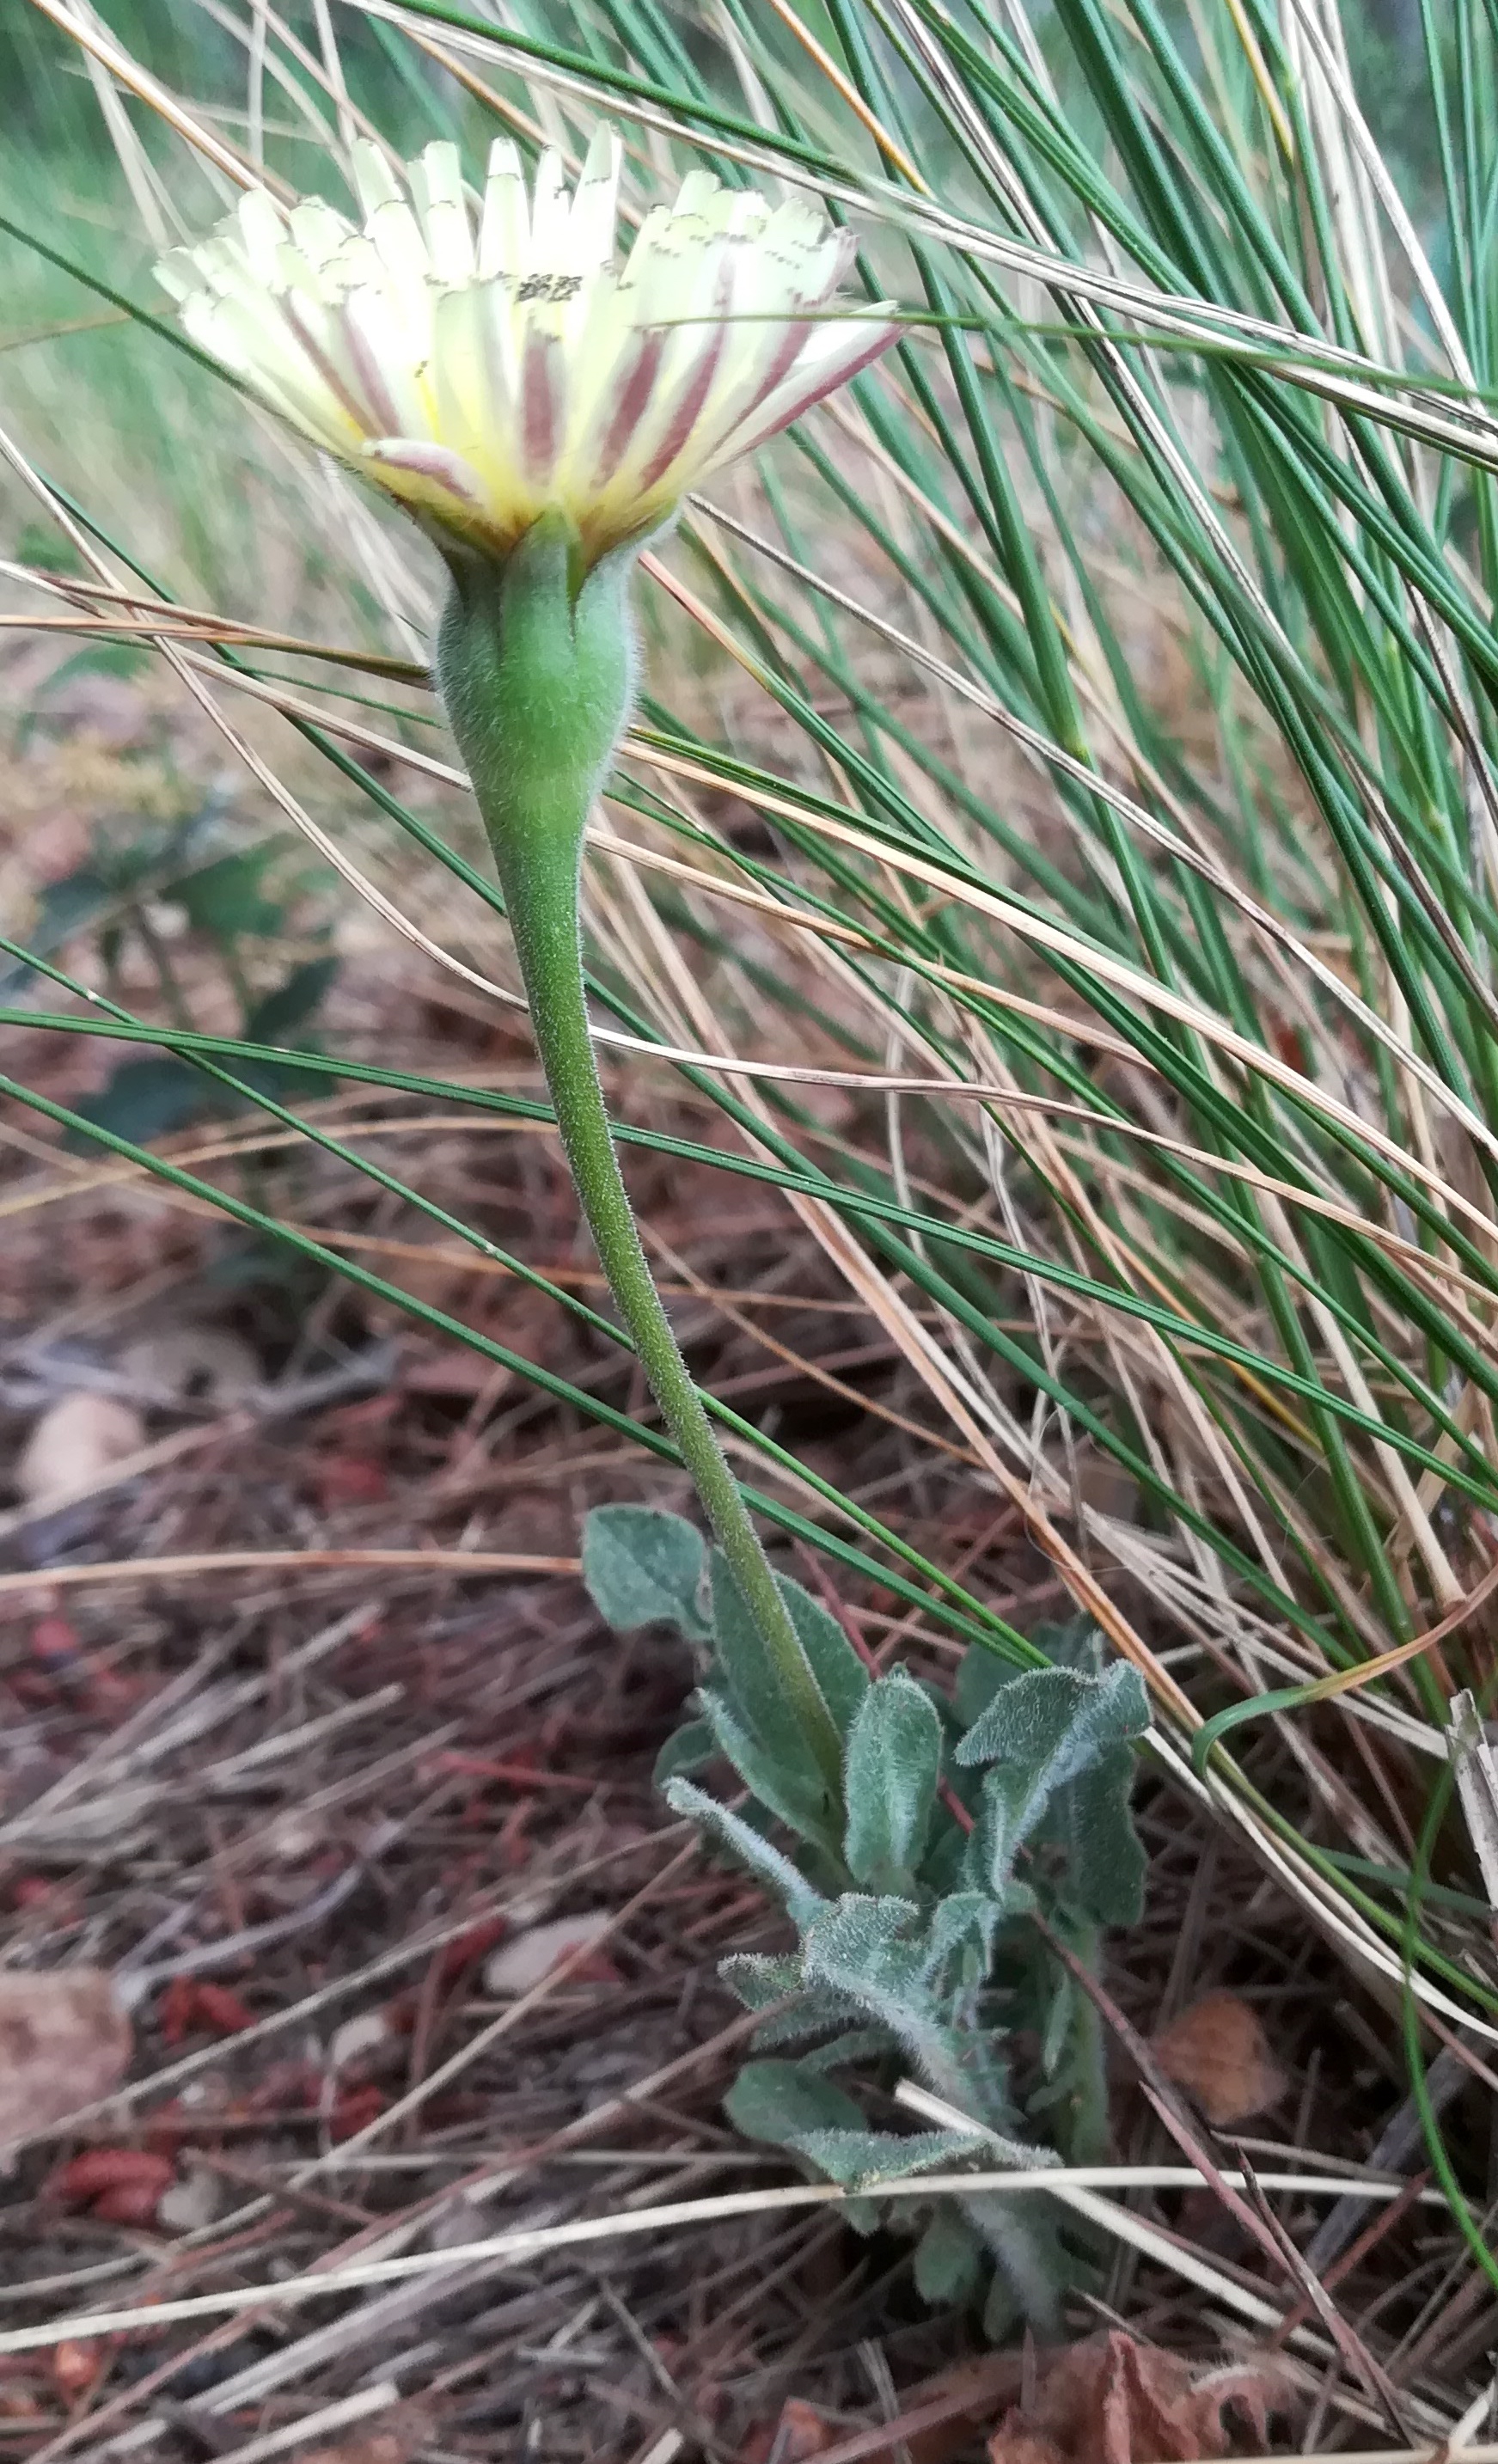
[582,1504,709,1639]
[651,1717,716,1794]
[706,1555,844,1839]
[1050,1746,1147,1927]
[699,1682,841,1856]
[967,1761,1045,1903]
[955,1662,1150,1784]
[800,1892,925,2010]
[799,1895,970,2083]
[982,2271,1023,2345]
[677,1636,1147,2333]
[719,1963,867,2053]
[913,2204,986,2305]
[790,2124,987,2188]
[795,2027,892,2071]
[920,1888,1006,1985]
[780,1575,871,1738]
[663,1778,825,1929]
[843,1668,943,1884]
[1041,1965,1076,2079]
[717,1950,805,2014]
[725,2057,866,2149]
[957,1664,1149,1898]
[708,1553,868,1781]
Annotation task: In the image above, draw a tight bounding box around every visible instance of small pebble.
[15,1393,145,1505]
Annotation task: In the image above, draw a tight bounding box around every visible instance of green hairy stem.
[438,516,844,1800]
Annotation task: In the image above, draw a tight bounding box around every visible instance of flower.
[158,128,898,565]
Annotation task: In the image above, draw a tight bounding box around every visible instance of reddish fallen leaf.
[433,1917,509,1989]
[0,1971,131,2148]
[159,1978,255,2043]
[30,1617,83,1668]
[50,2341,106,2400]
[738,2398,834,2461]
[330,2083,387,2141]
[90,2178,168,2228]
[190,1982,256,2035]
[987,2333,1287,2463]
[157,1978,197,2047]
[47,2149,174,2206]
[1151,1991,1287,2125]
[314,1455,389,1509]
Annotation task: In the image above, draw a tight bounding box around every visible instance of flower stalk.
[438,517,846,1800]
[162,130,902,1817]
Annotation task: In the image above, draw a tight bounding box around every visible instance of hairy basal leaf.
[955,1664,1150,1788]
[725,2057,867,2149]
[700,1682,841,1856]
[709,1552,868,1751]
[651,1717,717,1794]
[1049,1746,1147,1928]
[582,1505,709,1639]
[843,1668,943,1884]
[790,2124,987,2188]
[914,2204,986,2305]
[663,1779,824,1929]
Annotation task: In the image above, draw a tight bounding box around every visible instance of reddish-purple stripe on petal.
[364,439,488,508]
[666,309,809,480]
[283,297,382,433]
[592,327,666,487]
[634,267,731,492]
[724,321,900,464]
[521,329,561,483]
[739,321,809,420]
[339,308,406,436]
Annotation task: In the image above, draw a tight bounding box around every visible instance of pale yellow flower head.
[159,128,899,566]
